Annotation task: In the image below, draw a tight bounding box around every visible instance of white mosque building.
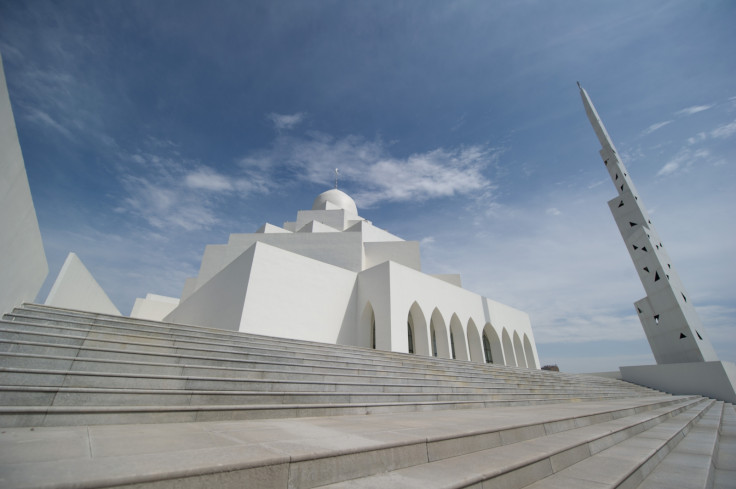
[130,188,540,368]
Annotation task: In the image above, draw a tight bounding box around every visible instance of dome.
[312,189,358,215]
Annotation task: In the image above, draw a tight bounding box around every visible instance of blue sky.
[1,0,734,372]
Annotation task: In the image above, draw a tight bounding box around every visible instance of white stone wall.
[130,293,179,321]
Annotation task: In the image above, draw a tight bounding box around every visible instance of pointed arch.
[482,332,492,363]
[513,331,527,368]
[430,308,451,359]
[501,328,516,366]
[449,314,468,361]
[523,333,537,369]
[482,323,504,365]
[408,302,429,356]
[466,318,483,363]
[359,302,376,349]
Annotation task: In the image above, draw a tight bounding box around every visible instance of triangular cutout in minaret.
[629,221,637,227]
[643,267,649,273]
[642,246,648,252]
[696,331,702,340]
[633,244,638,250]
[618,200,624,207]
[615,174,619,180]
[654,271,660,281]
[637,307,642,314]
[681,293,687,302]
[654,314,660,324]
[679,333,687,339]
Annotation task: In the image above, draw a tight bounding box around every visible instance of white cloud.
[656,161,679,177]
[711,120,736,139]
[641,120,672,135]
[267,112,306,131]
[120,174,220,232]
[656,147,711,177]
[676,104,713,116]
[239,133,499,208]
[687,132,706,145]
[185,167,234,192]
[25,107,76,141]
[545,207,561,216]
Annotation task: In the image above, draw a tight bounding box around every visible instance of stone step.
[714,402,736,489]
[0,352,654,414]
[2,366,617,397]
[635,401,722,489]
[2,383,626,407]
[1,315,610,389]
[0,395,702,489]
[5,306,655,391]
[0,337,651,396]
[521,400,719,489]
[316,398,712,489]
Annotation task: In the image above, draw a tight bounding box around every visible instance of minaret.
[578,83,718,364]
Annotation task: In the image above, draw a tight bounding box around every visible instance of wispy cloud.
[656,148,711,177]
[656,161,680,177]
[185,167,234,192]
[25,107,76,141]
[240,132,500,208]
[687,132,707,145]
[711,120,736,139]
[267,112,306,131]
[641,120,672,135]
[676,104,713,116]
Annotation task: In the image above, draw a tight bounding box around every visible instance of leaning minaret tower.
[578,83,718,364]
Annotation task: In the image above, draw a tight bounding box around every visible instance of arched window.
[371,316,376,349]
[483,332,493,363]
[450,332,456,359]
[407,320,415,354]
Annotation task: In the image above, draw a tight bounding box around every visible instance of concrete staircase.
[0,303,732,488]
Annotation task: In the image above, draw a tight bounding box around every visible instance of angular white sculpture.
[45,252,121,316]
[0,53,48,315]
[161,188,540,368]
[578,83,718,364]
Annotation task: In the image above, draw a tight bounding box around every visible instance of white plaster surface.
[620,361,736,403]
[0,53,48,316]
[364,241,421,271]
[130,293,180,321]
[44,252,121,315]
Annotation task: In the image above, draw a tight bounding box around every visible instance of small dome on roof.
[312,189,358,215]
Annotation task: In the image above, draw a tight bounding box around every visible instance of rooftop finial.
[577,81,582,89]
[334,168,339,189]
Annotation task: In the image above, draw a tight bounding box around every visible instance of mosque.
[130,186,540,368]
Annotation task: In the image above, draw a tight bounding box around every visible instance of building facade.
[138,189,540,368]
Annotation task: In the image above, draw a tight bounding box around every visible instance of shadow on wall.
[337,281,359,346]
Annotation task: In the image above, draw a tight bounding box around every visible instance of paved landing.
[0,397,674,489]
